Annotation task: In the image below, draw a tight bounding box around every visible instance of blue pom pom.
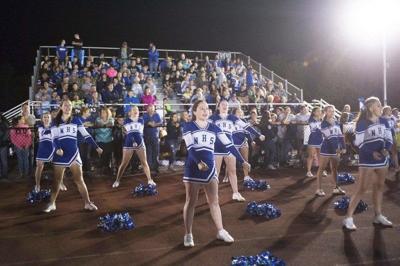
[98,212,136,232]
[246,201,281,219]
[132,183,158,197]
[337,172,356,185]
[26,189,51,204]
[232,250,286,266]
[334,196,368,213]
[243,177,271,191]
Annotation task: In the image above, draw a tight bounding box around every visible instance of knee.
[207,197,219,207]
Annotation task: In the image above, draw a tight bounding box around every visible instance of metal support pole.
[284,79,288,93]
[300,89,304,102]
[271,71,274,84]
[247,56,250,66]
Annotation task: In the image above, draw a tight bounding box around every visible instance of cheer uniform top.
[320,120,345,157]
[354,118,393,168]
[232,118,261,148]
[123,117,145,150]
[182,121,245,184]
[36,125,54,162]
[51,116,99,167]
[307,117,323,147]
[209,114,260,155]
[381,116,396,138]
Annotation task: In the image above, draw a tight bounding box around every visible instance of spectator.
[77,107,94,173]
[0,114,9,180]
[124,90,140,114]
[95,107,114,174]
[342,104,355,122]
[148,43,159,77]
[143,104,162,173]
[71,33,84,66]
[120,41,132,65]
[166,113,181,171]
[102,82,120,104]
[141,87,156,106]
[56,39,68,63]
[21,103,36,127]
[259,111,278,169]
[10,116,32,179]
[112,115,125,175]
[106,66,118,79]
[131,77,143,96]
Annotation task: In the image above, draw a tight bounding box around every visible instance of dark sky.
[1,0,399,110]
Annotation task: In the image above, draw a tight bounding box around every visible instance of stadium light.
[338,0,400,105]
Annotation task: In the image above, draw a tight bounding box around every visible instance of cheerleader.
[209,100,264,201]
[382,106,399,171]
[44,100,103,213]
[232,107,261,181]
[182,100,251,247]
[112,106,156,188]
[343,97,393,230]
[315,105,346,196]
[34,112,67,192]
[306,107,328,178]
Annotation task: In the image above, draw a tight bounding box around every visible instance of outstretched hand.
[96,147,103,156]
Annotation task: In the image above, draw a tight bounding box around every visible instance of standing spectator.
[143,104,162,173]
[21,103,36,127]
[102,82,120,104]
[56,39,68,63]
[0,114,9,180]
[148,43,159,77]
[124,90,141,114]
[342,104,355,122]
[166,113,181,171]
[95,107,114,174]
[112,115,125,175]
[259,111,278,169]
[78,107,94,174]
[120,41,132,65]
[71,33,84,66]
[295,105,310,159]
[10,116,32,179]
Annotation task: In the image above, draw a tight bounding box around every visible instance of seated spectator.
[124,90,140,114]
[190,88,204,104]
[143,77,157,95]
[141,87,156,106]
[228,93,241,109]
[131,77,143,96]
[106,66,118,79]
[102,82,121,104]
[342,104,355,121]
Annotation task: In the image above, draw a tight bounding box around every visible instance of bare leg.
[372,167,388,216]
[215,155,223,178]
[346,167,372,217]
[183,182,201,234]
[316,156,329,191]
[240,145,249,178]
[135,148,154,182]
[203,179,223,231]
[115,149,134,183]
[330,157,339,186]
[225,155,239,194]
[307,146,315,173]
[49,165,65,205]
[69,163,92,205]
[34,160,44,191]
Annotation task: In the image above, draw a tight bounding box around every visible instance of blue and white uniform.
[381,116,396,138]
[209,114,260,155]
[232,118,260,148]
[308,117,323,148]
[320,120,345,157]
[354,118,393,168]
[123,117,145,150]
[182,121,245,183]
[51,117,99,167]
[36,125,54,162]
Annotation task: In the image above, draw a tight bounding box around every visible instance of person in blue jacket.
[182,100,251,247]
[148,43,159,77]
[343,97,394,230]
[44,100,103,213]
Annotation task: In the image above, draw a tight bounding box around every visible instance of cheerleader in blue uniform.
[34,112,66,192]
[44,100,103,213]
[232,107,262,181]
[343,97,393,230]
[315,105,346,197]
[112,106,156,188]
[209,100,264,202]
[182,100,251,247]
[382,106,399,171]
[306,107,328,178]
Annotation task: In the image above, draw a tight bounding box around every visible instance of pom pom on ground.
[132,183,158,197]
[337,173,356,185]
[232,250,286,266]
[26,189,51,204]
[246,201,281,219]
[98,212,136,232]
[334,196,368,213]
[243,177,271,191]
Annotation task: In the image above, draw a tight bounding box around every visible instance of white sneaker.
[34,186,40,193]
[84,202,98,211]
[232,192,246,202]
[60,183,67,191]
[322,170,328,177]
[333,186,346,195]
[268,164,277,170]
[217,229,234,243]
[373,214,393,227]
[243,176,253,182]
[222,176,229,183]
[343,217,357,230]
[43,203,56,213]
[306,171,314,178]
[148,179,156,186]
[112,180,120,188]
[315,189,326,197]
[184,233,194,247]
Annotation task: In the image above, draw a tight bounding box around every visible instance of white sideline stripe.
[2,225,399,266]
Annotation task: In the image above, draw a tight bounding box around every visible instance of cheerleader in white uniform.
[34,112,66,192]
[343,97,393,230]
[382,106,399,171]
[44,100,103,213]
[182,100,251,247]
[306,107,326,178]
[112,106,156,188]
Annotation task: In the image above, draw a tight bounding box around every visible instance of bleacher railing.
[33,45,304,102]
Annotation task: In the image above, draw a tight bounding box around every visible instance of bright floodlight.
[339,0,400,44]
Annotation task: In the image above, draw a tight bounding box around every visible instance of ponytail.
[356,96,380,127]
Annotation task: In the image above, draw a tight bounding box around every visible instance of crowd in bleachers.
[0,35,399,182]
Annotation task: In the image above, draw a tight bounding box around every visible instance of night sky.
[1,0,399,111]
